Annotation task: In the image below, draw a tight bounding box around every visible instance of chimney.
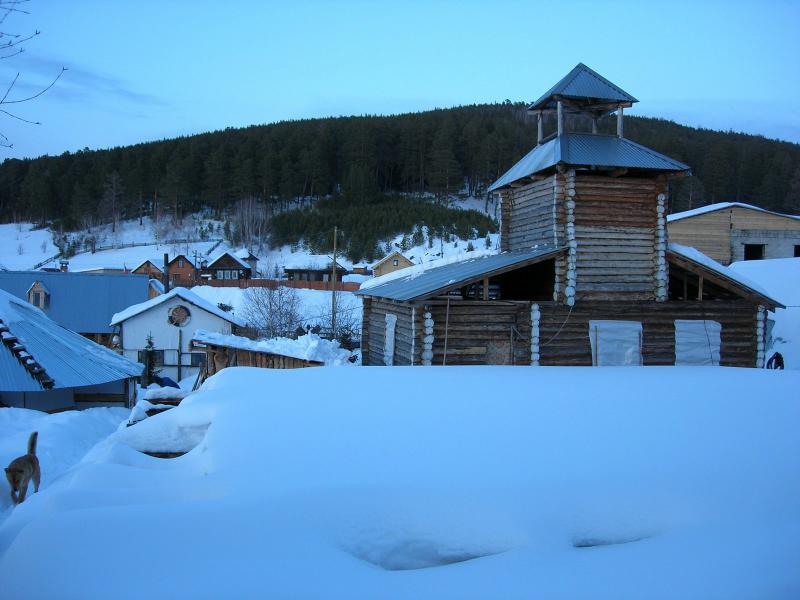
[162,253,170,293]
[59,259,69,272]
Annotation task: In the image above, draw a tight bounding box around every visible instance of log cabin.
[356,64,782,368]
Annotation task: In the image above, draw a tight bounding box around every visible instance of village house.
[203,251,253,280]
[166,254,200,286]
[284,257,348,283]
[667,202,800,264]
[132,259,164,279]
[0,271,150,346]
[110,287,245,384]
[0,288,142,412]
[371,251,414,278]
[357,64,782,368]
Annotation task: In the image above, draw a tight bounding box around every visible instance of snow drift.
[0,366,798,599]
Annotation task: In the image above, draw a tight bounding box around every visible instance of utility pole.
[331,226,337,338]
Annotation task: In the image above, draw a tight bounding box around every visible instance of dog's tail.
[27,431,38,456]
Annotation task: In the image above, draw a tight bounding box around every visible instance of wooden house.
[167,254,199,286]
[284,258,348,283]
[356,64,782,368]
[132,259,164,280]
[667,202,800,265]
[372,251,414,278]
[204,251,253,280]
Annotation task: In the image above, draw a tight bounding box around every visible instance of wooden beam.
[537,111,543,144]
[482,278,489,301]
[697,275,703,301]
[617,105,624,138]
[557,100,563,136]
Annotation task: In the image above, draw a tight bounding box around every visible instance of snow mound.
[1,366,799,598]
[193,329,356,365]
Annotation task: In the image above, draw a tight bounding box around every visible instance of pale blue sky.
[1,0,798,158]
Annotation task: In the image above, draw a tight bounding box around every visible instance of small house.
[372,251,414,278]
[0,288,142,412]
[204,251,253,280]
[166,254,200,286]
[284,257,348,283]
[357,64,782,368]
[110,287,245,383]
[132,259,164,279]
[0,271,150,346]
[667,202,800,264]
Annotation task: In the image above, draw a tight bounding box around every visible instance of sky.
[0,0,798,158]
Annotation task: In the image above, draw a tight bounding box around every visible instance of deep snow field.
[0,366,799,599]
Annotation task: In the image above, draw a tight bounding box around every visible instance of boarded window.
[674,320,721,366]
[589,320,642,366]
[384,314,397,366]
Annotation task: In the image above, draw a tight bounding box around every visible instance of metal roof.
[0,288,142,392]
[207,251,251,270]
[0,271,150,334]
[356,246,563,302]
[489,133,690,191]
[528,63,638,112]
[667,202,800,223]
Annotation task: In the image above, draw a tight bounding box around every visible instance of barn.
[356,64,782,368]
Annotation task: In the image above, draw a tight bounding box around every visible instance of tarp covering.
[675,320,721,366]
[589,320,643,366]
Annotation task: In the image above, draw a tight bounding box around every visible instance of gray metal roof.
[0,271,150,334]
[356,246,563,302]
[528,63,638,112]
[1,288,142,392]
[489,133,690,191]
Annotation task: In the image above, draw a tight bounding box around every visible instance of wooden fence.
[203,278,361,292]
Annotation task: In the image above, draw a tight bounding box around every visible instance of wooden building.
[132,259,164,279]
[372,251,414,278]
[667,202,800,265]
[284,258,348,283]
[204,251,253,280]
[167,254,199,286]
[357,64,782,368]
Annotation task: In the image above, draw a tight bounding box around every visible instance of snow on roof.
[192,329,354,366]
[667,202,800,223]
[110,287,246,327]
[234,248,258,260]
[0,288,142,391]
[668,243,782,306]
[359,248,500,292]
[132,258,163,272]
[148,279,164,294]
[207,251,251,270]
[729,258,800,308]
[282,255,348,271]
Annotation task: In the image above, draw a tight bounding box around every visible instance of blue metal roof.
[356,246,563,302]
[0,271,150,334]
[0,289,142,392]
[529,63,638,111]
[489,133,690,191]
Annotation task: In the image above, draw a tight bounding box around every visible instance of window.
[794,245,800,258]
[589,320,642,366]
[743,244,764,260]
[384,314,397,366]
[31,292,41,307]
[137,349,165,366]
[178,258,184,268]
[674,320,721,366]
[190,353,205,367]
[393,259,399,266]
[216,270,224,280]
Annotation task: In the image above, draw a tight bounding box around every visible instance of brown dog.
[5,431,40,505]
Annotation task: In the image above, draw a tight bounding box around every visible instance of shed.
[0,288,142,412]
[667,202,800,264]
[284,258,348,283]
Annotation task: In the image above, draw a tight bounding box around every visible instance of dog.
[5,431,40,505]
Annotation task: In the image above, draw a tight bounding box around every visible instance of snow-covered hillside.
[0,366,798,599]
[0,223,60,271]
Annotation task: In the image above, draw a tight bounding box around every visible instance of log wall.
[537,300,757,367]
[571,174,665,301]
[362,298,416,366]
[424,300,532,365]
[501,176,561,252]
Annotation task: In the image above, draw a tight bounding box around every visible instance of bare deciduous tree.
[241,284,301,339]
[226,196,270,251]
[0,0,65,149]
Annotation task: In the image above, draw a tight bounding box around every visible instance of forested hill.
[0,102,799,228]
